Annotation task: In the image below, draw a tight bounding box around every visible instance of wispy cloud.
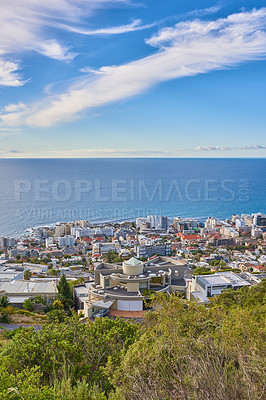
[62,18,154,36]
[195,145,266,151]
[1,7,266,126]
[4,103,26,113]
[239,145,266,150]
[33,40,77,62]
[195,146,231,151]
[61,4,222,37]
[2,144,266,158]
[0,148,23,156]
[48,148,182,157]
[0,0,133,86]
[185,4,222,19]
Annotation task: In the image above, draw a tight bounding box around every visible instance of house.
[82,256,187,318]
[252,265,265,273]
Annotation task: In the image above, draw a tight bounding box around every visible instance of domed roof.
[124,257,142,266]
[123,257,143,275]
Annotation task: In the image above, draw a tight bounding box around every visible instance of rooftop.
[124,257,142,266]
[0,279,58,295]
[197,272,251,287]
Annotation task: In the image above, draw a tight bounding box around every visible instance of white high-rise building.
[136,218,147,229]
[55,225,66,237]
[45,237,54,248]
[251,227,263,238]
[146,215,160,229]
[57,235,75,247]
[205,217,221,229]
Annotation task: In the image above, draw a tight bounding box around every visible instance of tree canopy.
[0,280,265,399]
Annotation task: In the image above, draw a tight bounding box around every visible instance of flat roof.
[74,282,90,295]
[0,280,58,295]
[197,272,250,287]
[0,272,22,280]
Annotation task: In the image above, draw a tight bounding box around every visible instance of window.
[140,282,147,289]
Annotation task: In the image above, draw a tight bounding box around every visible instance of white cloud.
[4,102,26,112]
[33,40,76,62]
[47,148,186,157]
[195,146,231,151]
[239,144,266,150]
[62,18,153,36]
[63,4,221,38]
[145,7,266,48]
[195,144,266,151]
[0,0,132,86]
[0,58,25,87]
[1,7,266,125]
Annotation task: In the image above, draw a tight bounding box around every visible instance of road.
[0,323,42,331]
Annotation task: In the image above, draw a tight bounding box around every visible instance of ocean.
[0,158,265,237]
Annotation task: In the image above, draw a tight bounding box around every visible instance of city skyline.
[0,0,266,158]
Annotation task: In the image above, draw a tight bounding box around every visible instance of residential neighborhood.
[0,212,265,318]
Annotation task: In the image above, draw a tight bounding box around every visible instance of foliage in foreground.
[113,281,266,400]
[0,280,265,399]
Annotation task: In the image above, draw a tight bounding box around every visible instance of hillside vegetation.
[0,280,265,400]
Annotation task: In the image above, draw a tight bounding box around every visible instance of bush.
[23,299,34,312]
[0,312,11,323]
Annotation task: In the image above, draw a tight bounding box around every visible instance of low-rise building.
[134,243,172,258]
[0,279,58,307]
[187,271,251,303]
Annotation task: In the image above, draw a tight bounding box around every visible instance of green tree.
[46,269,59,276]
[23,298,34,311]
[53,300,64,310]
[0,365,55,399]
[0,312,11,323]
[112,283,266,400]
[1,316,139,390]
[34,295,46,305]
[0,295,11,308]
[24,269,32,280]
[47,308,66,323]
[57,274,73,311]
[193,266,212,275]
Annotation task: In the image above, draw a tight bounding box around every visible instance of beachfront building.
[57,235,75,247]
[0,236,17,249]
[82,256,187,318]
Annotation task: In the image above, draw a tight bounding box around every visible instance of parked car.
[94,308,109,318]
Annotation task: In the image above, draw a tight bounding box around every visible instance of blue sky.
[0,0,266,158]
